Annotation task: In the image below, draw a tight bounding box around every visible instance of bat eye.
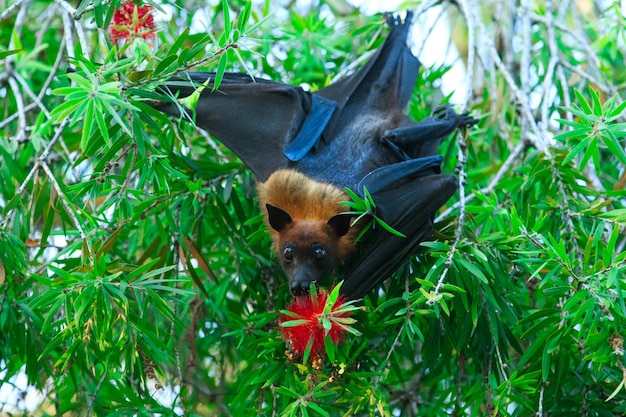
[283,246,295,262]
[314,247,327,262]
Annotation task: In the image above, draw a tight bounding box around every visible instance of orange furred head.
[257,170,360,295]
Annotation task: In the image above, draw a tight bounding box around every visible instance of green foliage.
[1,0,626,416]
[341,187,406,240]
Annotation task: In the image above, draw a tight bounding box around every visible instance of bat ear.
[266,204,293,232]
[327,214,352,237]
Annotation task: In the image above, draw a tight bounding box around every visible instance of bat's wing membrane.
[314,12,418,142]
[341,164,457,299]
[338,105,476,299]
[155,72,335,181]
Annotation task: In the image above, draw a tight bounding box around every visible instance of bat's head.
[266,204,352,296]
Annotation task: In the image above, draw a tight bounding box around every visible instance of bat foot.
[432,104,479,129]
[458,111,479,128]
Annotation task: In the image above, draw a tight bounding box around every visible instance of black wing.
[336,109,476,299]
[154,72,334,181]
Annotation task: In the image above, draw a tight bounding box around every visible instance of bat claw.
[432,105,478,129]
[459,112,479,128]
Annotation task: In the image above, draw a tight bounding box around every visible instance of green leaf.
[324,335,335,363]
[601,129,626,165]
[562,135,591,166]
[0,48,22,59]
[607,98,626,119]
[80,99,95,151]
[213,53,228,91]
[131,265,176,284]
[49,99,85,123]
[237,1,252,35]
[221,0,232,47]
[306,401,329,416]
[457,258,488,283]
[375,216,406,238]
[324,280,343,313]
[574,89,592,115]
[603,224,619,268]
[179,76,211,110]
[154,54,178,76]
[280,319,310,327]
[590,88,602,116]
[302,336,314,364]
[605,378,625,402]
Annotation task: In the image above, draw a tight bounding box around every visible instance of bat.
[152,12,477,299]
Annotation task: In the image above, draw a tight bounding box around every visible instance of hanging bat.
[152,12,477,299]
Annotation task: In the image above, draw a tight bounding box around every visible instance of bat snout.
[288,265,321,296]
[281,246,335,297]
[290,279,314,296]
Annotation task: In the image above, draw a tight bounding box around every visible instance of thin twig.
[536,382,544,416]
[445,0,551,231]
[0,37,67,131]
[560,60,615,97]
[482,3,586,275]
[0,0,28,21]
[374,267,412,387]
[73,0,111,19]
[413,0,441,21]
[130,43,240,90]
[553,0,573,115]
[569,1,610,98]
[172,206,187,416]
[331,50,374,83]
[54,0,90,58]
[520,0,532,147]
[12,116,70,194]
[34,5,58,49]
[539,0,559,140]
[540,0,605,193]
[489,45,549,154]
[483,292,509,382]
[119,143,138,197]
[530,11,599,72]
[455,0,475,110]
[415,2,448,59]
[461,0,549,155]
[436,139,527,222]
[6,0,29,43]
[85,370,108,416]
[40,161,93,261]
[431,128,469,300]
[13,71,51,119]
[59,6,76,65]
[7,76,27,142]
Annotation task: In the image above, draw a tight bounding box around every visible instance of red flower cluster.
[279,284,360,361]
[109,1,156,43]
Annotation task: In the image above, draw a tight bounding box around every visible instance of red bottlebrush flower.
[279,282,361,362]
[109,1,156,43]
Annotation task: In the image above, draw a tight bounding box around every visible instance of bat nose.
[290,280,312,296]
